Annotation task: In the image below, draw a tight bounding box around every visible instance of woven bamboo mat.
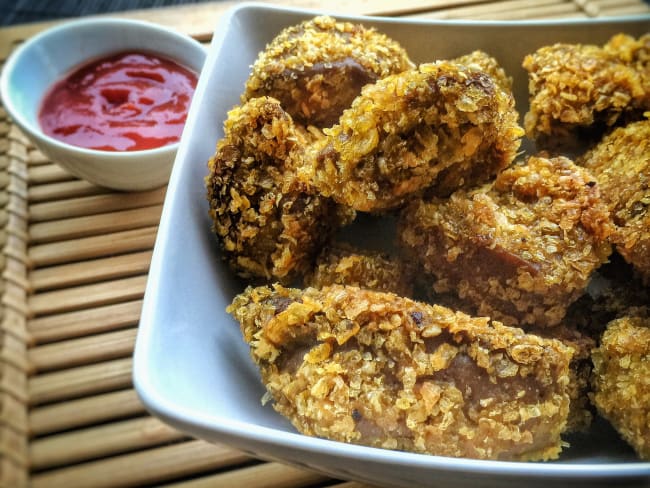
[0,1,649,486]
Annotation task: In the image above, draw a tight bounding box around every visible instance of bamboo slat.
[27,274,148,317]
[27,226,158,268]
[27,300,142,345]
[28,357,132,406]
[163,461,329,488]
[29,204,163,243]
[30,417,187,470]
[30,440,249,488]
[28,250,153,292]
[26,164,73,186]
[28,187,166,222]
[27,180,106,203]
[28,328,137,372]
[29,389,145,436]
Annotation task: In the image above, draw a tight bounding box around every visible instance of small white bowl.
[0,18,206,191]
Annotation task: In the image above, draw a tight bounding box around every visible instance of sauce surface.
[39,51,198,151]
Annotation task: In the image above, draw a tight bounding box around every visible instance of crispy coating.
[523,34,650,152]
[529,324,595,433]
[591,315,650,460]
[453,50,512,93]
[228,284,574,461]
[580,119,650,284]
[425,291,594,433]
[205,97,354,283]
[398,154,613,328]
[243,16,413,128]
[604,33,650,86]
[304,242,413,297]
[300,61,523,212]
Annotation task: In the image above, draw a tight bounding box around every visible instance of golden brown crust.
[300,61,523,212]
[453,50,512,93]
[305,242,413,297]
[205,97,355,282]
[426,291,595,432]
[523,34,649,152]
[243,16,414,128]
[528,324,595,433]
[591,315,650,460]
[228,284,574,461]
[398,154,613,328]
[580,119,650,284]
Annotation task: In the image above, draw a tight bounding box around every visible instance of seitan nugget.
[398,154,613,328]
[243,16,413,129]
[205,97,354,283]
[229,284,575,461]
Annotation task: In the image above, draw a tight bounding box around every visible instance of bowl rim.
[134,2,650,483]
[0,16,207,161]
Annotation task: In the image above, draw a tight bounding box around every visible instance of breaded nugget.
[301,61,523,212]
[243,16,413,128]
[398,154,613,328]
[205,97,354,282]
[580,119,650,284]
[591,315,650,460]
[523,35,649,151]
[304,242,413,297]
[228,284,574,461]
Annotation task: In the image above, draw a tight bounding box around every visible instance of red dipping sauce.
[39,51,198,152]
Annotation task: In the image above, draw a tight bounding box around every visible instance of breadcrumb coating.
[301,61,523,212]
[453,50,512,93]
[398,154,613,328]
[228,284,574,461]
[523,34,649,151]
[243,16,413,128]
[591,315,650,460]
[304,242,413,297]
[580,119,650,285]
[425,291,594,433]
[528,324,595,433]
[205,97,354,282]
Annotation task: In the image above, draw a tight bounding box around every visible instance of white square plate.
[133,4,650,487]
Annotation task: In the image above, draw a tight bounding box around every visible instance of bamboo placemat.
[1,1,649,486]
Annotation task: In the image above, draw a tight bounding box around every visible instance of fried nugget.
[205,97,354,283]
[580,119,650,285]
[243,16,413,129]
[591,315,650,460]
[304,242,413,297]
[300,61,523,212]
[228,284,574,461]
[523,34,649,152]
[398,154,613,328]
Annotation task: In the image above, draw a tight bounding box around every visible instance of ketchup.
[39,51,198,152]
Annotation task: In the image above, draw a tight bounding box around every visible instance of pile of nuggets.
[205,16,650,462]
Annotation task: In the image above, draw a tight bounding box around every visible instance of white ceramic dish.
[134,4,650,487]
[0,18,206,191]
